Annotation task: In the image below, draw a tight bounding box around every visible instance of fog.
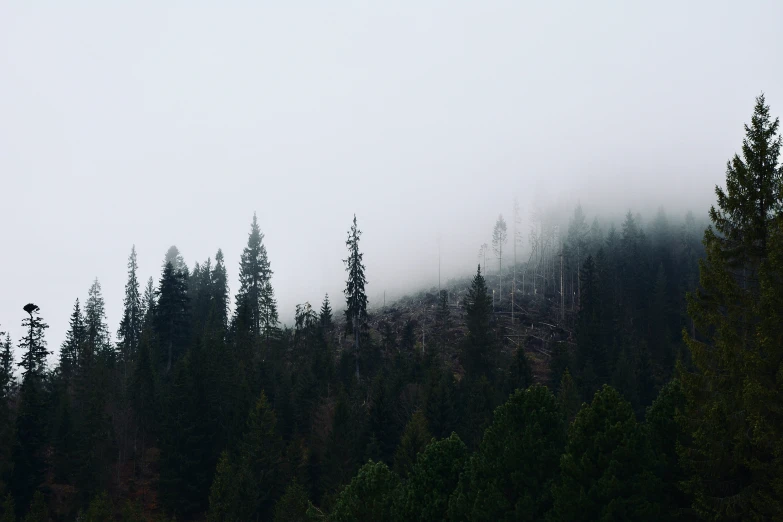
[1,2,782,356]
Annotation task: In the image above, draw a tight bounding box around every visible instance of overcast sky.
[1,2,782,358]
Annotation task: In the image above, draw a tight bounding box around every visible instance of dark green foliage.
[557,368,581,424]
[449,385,566,521]
[393,433,468,522]
[11,306,49,514]
[503,346,532,396]
[58,300,83,381]
[551,385,662,521]
[0,494,14,522]
[155,261,189,373]
[424,368,458,440]
[645,379,693,519]
[207,392,283,521]
[392,410,431,478]
[21,492,46,522]
[118,246,143,368]
[319,294,333,329]
[343,215,368,334]
[82,491,113,521]
[680,94,783,521]
[274,480,315,522]
[329,460,399,522]
[462,265,495,380]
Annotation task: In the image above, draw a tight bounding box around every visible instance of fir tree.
[329,460,399,522]
[141,277,156,328]
[118,246,143,368]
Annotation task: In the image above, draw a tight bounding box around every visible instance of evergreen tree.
[679,94,783,520]
[434,290,451,350]
[0,332,15,495]
[118,246,143,368]
[576,255,604,395]
[449,385,566,521]
[393,433,468,522]
[550,385,662,521]
[235,213,275,340]
[212,249,229,331]
[392,410,431,478]
[0,494,14,522]
[21,491,47,522]
[58,300,83,382]
[207,392,283,521]
[343,215,368,379]
[503,346,532,397]
[557,368,581,424]
[84,279,113,364]
[329,460,399,522]
[141,277,156,327]
[273,480,315,522]
[12,305,49,514]
[462,265,494,380]
[155,262,189,373]
[319,294,333,329]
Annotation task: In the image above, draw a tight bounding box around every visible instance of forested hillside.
[1,95,782,521]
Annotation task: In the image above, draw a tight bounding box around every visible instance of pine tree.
[319,294,333,329]
[576,255,604,395]
[59,300,83,382]
[568,204,590,304]
[0,332,15,400]
[344,215,368,379]
[503,346,532,397]
[557,368,581,424]
[679,94,783,520]
[118,246,142,369]
[462,265,494,380]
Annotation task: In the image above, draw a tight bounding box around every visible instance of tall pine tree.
[344,215,368,380]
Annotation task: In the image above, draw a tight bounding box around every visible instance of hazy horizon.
[2,2,782,357]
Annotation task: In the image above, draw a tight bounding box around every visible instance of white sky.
[1,1,782,359]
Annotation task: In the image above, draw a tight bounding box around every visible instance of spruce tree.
[392,410,432,478]
[0,331,15,495]
[330,460,399,522]
[118,246,142,369]
[12,304,50,513]
[344,215,368,379]
[235,213,276,341]
[319,294,333,329]
[59,300,83,382]
[212,249,229,331]
[492,214,508,303]
[84,279,113,364]
[449,385,566,521]
[680,94,783,520]
[550,385,662,521]
[141,277,156,328]
[155,262,189,373]
[462,265,494,380]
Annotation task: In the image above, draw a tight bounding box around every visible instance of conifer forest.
[3,3,783,521]
[2,94,783,521]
